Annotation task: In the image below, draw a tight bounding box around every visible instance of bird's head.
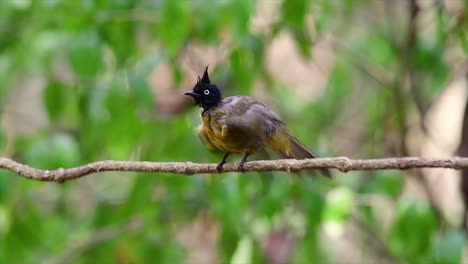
[184,66,222,110]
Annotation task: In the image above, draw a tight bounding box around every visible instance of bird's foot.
[238,161,246,172]
[238,153,250,172]
[216,162,225,173]
[216,153,231,173]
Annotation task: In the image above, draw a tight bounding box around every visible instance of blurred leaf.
[229,34,263,94]
[79,85,107,121]
[120,173,158,218]
[104,81,145,147]
[457,29,468,54]
[388,199,437,263]
[43,81,67,121]
[99,20,135,65]
[258,176,292,218]
[0,129,5,151]
[0,170,14,201]
[316,58,352,127]
[290,222,328,263]
[323,187,353,222]
[434,5,449,47]
[34,30,68,71]
[364,88,392,155]
[193,0,222,42]
[54,1,94,31]
[209,176,247,230]
[431,230,464,264]
[360,171,403,198]
[301,182,326,229]
[411,42,447,98]
[360,32,396,67]
[92,202,119,228]
[313,2,331,34]
[68,28,102,77]
[228,0,251,37]
[292,29,312,58]
[158,0,189,57]
[25,133,81,169]
[231,235,253,264]
[128,72,153,110]
[0,205,11,237]
[280,0,312,58]
[280,0,309,30]
[96,0,133,9]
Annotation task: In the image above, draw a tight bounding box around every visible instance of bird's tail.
[268,131,331,178]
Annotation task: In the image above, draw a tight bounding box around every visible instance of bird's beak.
[184,90,199,98]
[184,90,201,106]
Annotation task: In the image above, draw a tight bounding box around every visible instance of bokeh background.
[1,0,468,263]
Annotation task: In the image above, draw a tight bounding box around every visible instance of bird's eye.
[204,89,210,95]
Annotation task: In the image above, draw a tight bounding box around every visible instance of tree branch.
[0,157,467,183]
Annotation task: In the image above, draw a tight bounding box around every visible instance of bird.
[184,66,331,177]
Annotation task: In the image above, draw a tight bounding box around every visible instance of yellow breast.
[197,111,247,153]
[198,113,224,151]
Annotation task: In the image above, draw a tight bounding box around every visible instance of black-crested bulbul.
[185,67,331,177]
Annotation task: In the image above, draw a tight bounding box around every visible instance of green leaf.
[193,0,222,42]
[411,43,447,97]
[68,28,102,77]
[229,41,260,94]
[43,81,66,121]
[317,58,352,126]
[301,183,326,228]
[323,187,353,222]
[292,29,311,58]
[228,0,251,37]
[258,176,292,217]
[388,199,437,262]
[0,205,11,237]
[119,174,158,218]
[0,129,5,151]
[280,0,312,58]
[361,32,396,67]
[0,170,14,202]
[457,29,468,54]
[25,133,81,169]
[103,81,145,159]
[360,171,403,198]
[231,235,253,264]
[431,230,464,264]
[158,0,189,57]
[129,73,153,110]
[99,20,135,65]
[280,0,309,30]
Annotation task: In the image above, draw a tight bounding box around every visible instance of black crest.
[201,66,210,84]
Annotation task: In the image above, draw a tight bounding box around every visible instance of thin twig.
[0,157,467,183]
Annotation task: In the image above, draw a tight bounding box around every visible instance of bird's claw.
[238,162,246,172]
[216,153,231,173]
[216,162,224,173]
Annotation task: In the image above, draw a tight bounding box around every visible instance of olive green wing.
[217,96,284,148]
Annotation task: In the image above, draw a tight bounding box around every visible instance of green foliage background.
[0,0,467,263]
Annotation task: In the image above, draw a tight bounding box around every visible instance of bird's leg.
[238,152,250,172]
[216,152,231,173]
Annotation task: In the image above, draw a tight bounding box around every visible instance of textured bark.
[0,157,465,183]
